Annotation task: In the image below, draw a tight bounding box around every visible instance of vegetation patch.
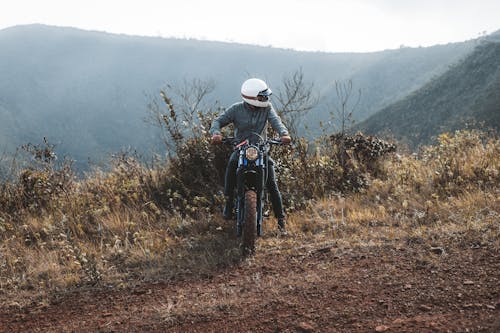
[1,124,498,305]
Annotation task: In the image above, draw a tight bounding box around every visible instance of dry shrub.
[150,137,231,215]
[274,133,395,211]
[423,130,499,196]
[280,130,499,252]
[0,140,75,215]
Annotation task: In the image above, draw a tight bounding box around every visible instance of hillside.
[356,41,500,146]
[0,24,475,168]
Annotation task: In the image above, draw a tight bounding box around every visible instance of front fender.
[243,170,259,191]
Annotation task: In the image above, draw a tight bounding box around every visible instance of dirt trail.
[1,238,499,332]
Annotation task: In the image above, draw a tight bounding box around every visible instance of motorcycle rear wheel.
[242,190,257,256]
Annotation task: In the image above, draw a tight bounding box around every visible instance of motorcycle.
[223,134,282,255]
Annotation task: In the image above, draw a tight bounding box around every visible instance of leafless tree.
[333,79,361,136]
[330,79,361,169]
[146,78,218,155]
[274,68,319,137]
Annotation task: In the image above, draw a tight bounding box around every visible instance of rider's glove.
[280,135,292,145]
[211,134,223,145]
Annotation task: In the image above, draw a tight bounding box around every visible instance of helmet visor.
[258,88,272,97]
[242,90,272,102]
[256,88,272,102]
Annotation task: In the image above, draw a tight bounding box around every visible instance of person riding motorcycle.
[210,78,291,233]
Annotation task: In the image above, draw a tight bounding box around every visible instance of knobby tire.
[242,190,257,256]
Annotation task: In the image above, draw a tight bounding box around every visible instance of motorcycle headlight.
[245,147,259,161]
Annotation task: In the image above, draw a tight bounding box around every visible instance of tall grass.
[0,116,498,302]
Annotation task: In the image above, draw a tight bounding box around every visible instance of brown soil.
[1,236,499,332]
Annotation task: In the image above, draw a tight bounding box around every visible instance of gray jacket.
[210,102,289,143]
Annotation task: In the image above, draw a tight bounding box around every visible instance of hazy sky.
[1,0,499,52]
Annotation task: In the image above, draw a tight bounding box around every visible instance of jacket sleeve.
[268,105,289,136]
[210,106,235,135]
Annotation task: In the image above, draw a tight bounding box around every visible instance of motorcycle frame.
[235,143,269,237]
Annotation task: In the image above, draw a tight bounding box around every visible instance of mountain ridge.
[0,24,478,167]
[3,23,461,55]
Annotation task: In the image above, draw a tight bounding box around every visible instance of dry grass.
[0,130,498,305]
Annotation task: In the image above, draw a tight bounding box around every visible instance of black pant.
[224,151,285,219]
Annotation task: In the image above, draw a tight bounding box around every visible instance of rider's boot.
[278,218,287,235]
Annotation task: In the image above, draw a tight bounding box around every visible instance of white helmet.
[241,78,272,108]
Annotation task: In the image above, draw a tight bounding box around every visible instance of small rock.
[430,246,445,255]
[463,280,474,285]
[419,305,432,311]
[297,321,315,332]
[132,289,146,295]
[404,284,412,289]
[375,325,390,332]
[486,305,495,310]
[393,318,405,325]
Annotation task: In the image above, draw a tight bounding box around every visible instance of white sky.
[1,0,499,52]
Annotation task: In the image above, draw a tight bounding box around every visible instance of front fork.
[235,168,265,237]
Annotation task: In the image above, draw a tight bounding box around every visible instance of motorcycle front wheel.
[242,190,257,256]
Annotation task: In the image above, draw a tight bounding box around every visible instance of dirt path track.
[1,242,498,332]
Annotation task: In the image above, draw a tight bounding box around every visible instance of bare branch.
[275,68,319,137]
[146,78,217,155]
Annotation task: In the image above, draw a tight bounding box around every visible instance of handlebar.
[221,137,283,147]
